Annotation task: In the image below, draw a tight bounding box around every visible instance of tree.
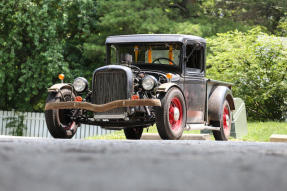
[96,0,179,37]
[170,0,287,35]
[276,15,287,36]
[0,0,97,111]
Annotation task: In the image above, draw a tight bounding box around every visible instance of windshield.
[107,43,182,67]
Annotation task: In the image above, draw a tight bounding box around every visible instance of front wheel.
[212,100,232,141]
[45,89,79,139]
[155,87,186,140]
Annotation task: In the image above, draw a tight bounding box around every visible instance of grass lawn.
[88,122,287,142]
[88,125,200,140]
[242,121,287,142]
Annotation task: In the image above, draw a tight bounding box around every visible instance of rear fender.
[208,86,235,122]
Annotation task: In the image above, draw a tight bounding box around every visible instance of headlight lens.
[142,75,157,90]
[73,77,88,92]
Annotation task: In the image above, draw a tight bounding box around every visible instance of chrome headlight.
[142,75,157,90]
[73,77,88,93]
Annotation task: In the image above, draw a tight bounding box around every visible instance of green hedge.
[207,28,287,121]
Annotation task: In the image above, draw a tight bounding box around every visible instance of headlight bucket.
[142,75,157,91]
[73,77,88,93]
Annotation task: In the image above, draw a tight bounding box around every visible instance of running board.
[185,124,220,131]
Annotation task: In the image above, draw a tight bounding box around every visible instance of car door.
[183,42,206,123]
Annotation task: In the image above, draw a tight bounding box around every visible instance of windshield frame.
[106,42,184,73]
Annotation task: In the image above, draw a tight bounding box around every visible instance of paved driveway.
[0,137,286,191]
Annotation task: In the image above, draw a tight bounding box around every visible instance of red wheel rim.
[169,97,183,131]
[222,105,231,137]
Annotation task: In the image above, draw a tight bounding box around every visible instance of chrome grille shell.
[92,65,133,115]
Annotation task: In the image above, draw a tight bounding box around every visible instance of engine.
[133,70,168,100]
[89,65,168,121]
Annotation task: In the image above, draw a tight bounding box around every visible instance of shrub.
[207,28,287,121]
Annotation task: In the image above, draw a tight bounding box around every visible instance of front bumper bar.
[45,99,161,113]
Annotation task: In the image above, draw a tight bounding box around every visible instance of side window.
[186,45,204,72]
[110,45,117,64]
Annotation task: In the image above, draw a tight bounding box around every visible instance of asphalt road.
[0,137,287,191]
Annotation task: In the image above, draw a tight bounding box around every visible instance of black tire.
[45,89,78,139]
[212,100,232,141]
[155,87,186,140]
[124,127,143,140]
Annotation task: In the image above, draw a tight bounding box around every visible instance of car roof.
[106,34,206,44]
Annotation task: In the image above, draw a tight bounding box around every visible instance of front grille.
[93,69,128,115]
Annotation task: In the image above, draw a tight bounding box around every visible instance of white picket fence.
[0,110,113,139]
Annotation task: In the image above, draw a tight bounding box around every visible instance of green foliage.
[62,0,100,79]
[0,0,286,122]
[276,16,287,36]
[0,0,97,111]
[4,112,27,136]
[96,0,178,36]
[207,28,287,120]
[175,17,251,37]
[169,0,286,35]
[199,0,286,33]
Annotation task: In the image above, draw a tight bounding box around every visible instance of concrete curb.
[270,134,287,143]
[141,133,210,140]
[0,135,46,140]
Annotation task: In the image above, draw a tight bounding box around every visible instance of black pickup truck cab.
[45,34,235,140]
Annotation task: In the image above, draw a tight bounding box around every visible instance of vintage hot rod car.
[45,34,235,140]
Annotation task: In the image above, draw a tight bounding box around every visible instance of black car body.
[45,34,235,140]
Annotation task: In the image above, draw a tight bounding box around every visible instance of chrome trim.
[185,124,221,131]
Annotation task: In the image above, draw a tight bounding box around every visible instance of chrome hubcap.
[173,107,180,121]
[225,115,230,126]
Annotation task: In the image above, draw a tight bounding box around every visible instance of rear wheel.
[124,127,143,140]
[212,100,232,141]
[155,87,186,140]
[45,89,79,139]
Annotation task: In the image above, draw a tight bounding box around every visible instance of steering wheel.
[151,57,176,65]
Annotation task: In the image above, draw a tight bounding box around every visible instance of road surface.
[0,137,286,191]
